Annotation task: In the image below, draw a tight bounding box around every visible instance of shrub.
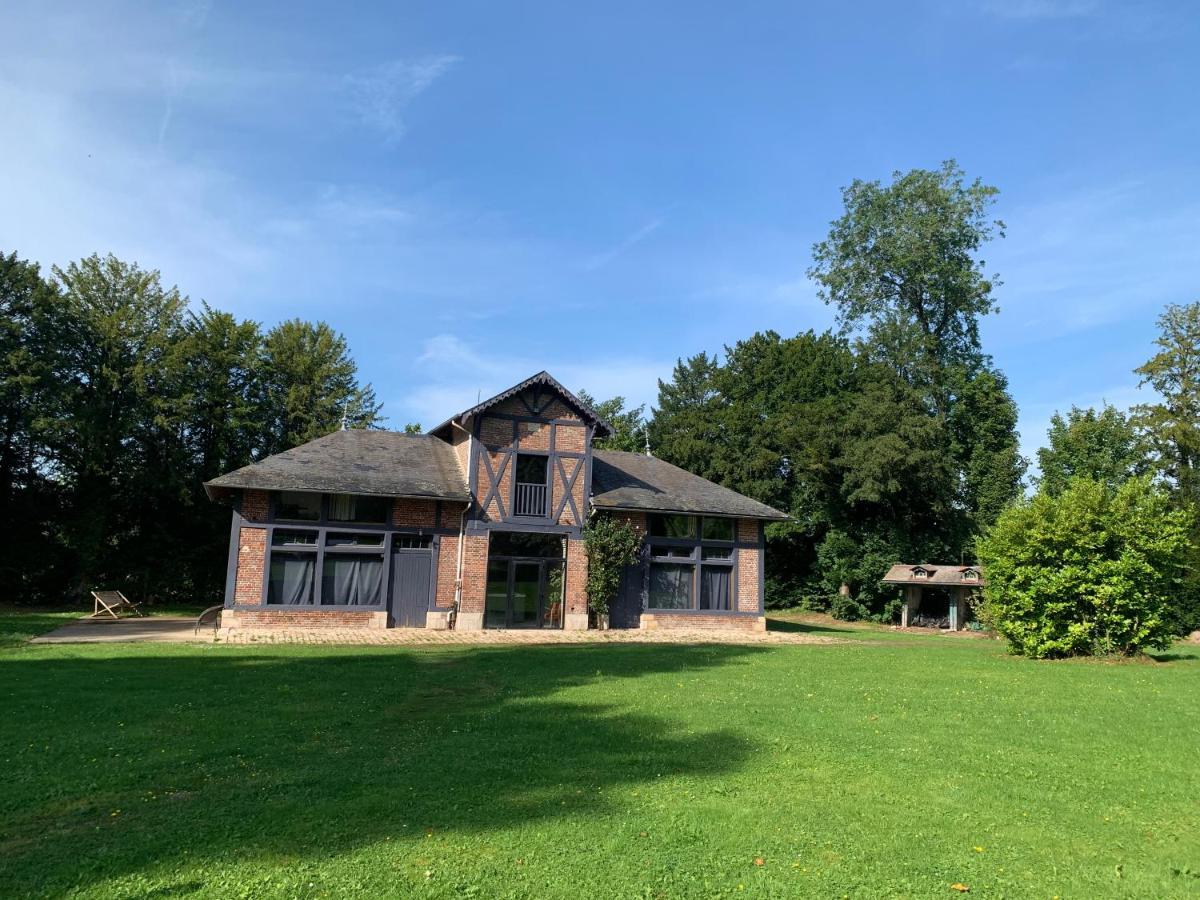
[582,514,643,617]
[977,475,1194,658]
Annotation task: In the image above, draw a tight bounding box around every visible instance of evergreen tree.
[259,320,382,455]
[576,391,646,453]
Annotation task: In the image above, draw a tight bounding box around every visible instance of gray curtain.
[270,554,314,605]
[700,565,731,610]
[325,555,383,605]
[649,563,691,609]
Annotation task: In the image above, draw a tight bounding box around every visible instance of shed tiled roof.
[591,450,789,521]
[429,371,613,438]
[203,429,470,503]
[881,564,985,586]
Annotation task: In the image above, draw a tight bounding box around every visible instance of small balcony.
[515,481,549,517]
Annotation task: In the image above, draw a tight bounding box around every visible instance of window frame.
[254,493,438,610]
[644,515,738,613]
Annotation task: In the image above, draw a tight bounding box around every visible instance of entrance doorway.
[484,531,565,629]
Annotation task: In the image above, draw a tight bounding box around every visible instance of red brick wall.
[393,498,437,527]
[555,423,587,452]
[234,526,266,606]
[564,536,588,616]
[516,419,551,450]
[458,532,490,615]
[736,519,761,613]
[227,610,380,628]
[241,489,269,521]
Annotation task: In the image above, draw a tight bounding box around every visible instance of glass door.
[483,558,565,629]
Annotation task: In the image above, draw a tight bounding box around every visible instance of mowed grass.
[1,612,1198,898]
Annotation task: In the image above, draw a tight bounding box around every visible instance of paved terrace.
[32,617,840,646]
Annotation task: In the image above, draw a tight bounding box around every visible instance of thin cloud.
[345,55,460,142]
[583,217,664,271]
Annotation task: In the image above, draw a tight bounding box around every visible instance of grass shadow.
[0,642,762,894]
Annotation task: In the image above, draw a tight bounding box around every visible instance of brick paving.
[216,625,840,646]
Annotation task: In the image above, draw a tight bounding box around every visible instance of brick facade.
[216,381,772,635]
[736,518,761,613]
[233,526,266,606]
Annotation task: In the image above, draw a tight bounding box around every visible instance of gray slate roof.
[203,429,470,502]
[881,564,985,586]
[591,450,789,521]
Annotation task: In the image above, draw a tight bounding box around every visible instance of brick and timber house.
[204,372,787,632]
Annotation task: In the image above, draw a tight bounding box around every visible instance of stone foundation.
[564,613,589,631]
[455,611,485,631]
[222,610,388,629]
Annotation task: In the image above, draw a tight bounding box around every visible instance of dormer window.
[912,566,930,579]
[962,568,980,581]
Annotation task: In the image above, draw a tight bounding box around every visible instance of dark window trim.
[269,491,393,528]
[645,515,738,613]
[258,522,437,610]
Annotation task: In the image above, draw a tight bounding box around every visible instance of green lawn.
[1,611,1198,898]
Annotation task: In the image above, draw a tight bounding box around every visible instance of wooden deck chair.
[90,590,146,619]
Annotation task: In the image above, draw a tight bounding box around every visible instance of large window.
[277,491,321,521]
[265,528,391,607]
[329,494,390,524]
[273,491,392,525]
[646,515,737,613]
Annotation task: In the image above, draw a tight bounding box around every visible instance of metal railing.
[515,481,549,517]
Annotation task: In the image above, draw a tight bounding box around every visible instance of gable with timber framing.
[470,384,594,529]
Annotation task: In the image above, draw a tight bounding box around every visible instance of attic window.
[912,567,930,578]
[962,569,980,581]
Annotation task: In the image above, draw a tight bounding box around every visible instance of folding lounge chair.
[90,590,146,619]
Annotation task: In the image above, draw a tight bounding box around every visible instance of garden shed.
[881,564,984,630]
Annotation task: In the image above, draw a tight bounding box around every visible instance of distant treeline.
[0,251,381,605]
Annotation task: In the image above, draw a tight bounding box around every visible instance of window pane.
[649,514,695,538]
[489,531,563,559]
[701,517,734,542]
[651,545,693,559]
[321,555,383,605]
[515,454,549,485]
[267,553,315,604]
[395,535,432,549]
[329,494,389,523]
[701,547,733,560]
[649,563,693,609]
[485,560,509,627]
[272,529,318,546]
[277,491,320,521]
[326,532,385,547]
[700,565,731,610]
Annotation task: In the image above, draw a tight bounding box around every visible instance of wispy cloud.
[344,55,460,142]
[583,217,664,271]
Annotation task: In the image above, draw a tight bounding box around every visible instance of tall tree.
[576,391,646,453]
[0,251,64,598]
[1134,301,1200,504]
[46,254,189,596]
[1036,405,1146,496]
[808,159,1004,404]
[258,320,382,455]
[647,352,724,479]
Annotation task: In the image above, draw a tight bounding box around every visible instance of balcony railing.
[515,481,549,517]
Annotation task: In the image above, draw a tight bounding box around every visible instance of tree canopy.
[0,250,382,605]
[1036,405,1147,496]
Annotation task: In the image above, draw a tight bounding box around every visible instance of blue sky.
[2,1,1198,466]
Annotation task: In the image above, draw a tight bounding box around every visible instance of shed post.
[949,588,961,631]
